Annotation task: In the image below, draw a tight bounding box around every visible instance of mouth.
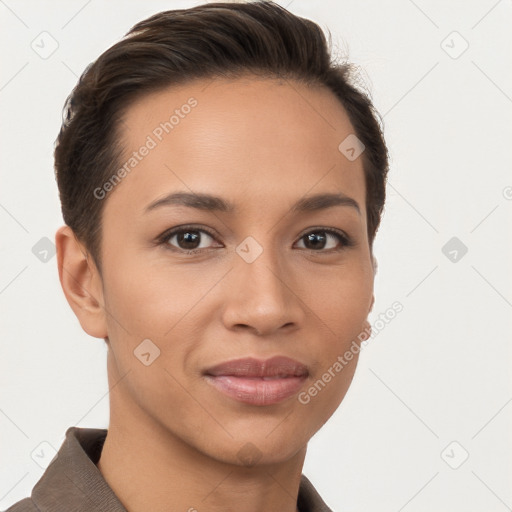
[203,356,309,406]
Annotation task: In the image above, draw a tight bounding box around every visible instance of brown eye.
[162,227,219,252]
[295,229,350,251]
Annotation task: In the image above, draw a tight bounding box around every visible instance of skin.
[56,76,375,512]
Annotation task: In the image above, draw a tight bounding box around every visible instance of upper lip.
[204,356,309,378]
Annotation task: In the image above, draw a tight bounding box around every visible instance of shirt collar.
[32,426,126,511]
[28,426,332,512]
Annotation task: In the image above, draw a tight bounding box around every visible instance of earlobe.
[361,293,375,342]
[55,225,108,339]
[360,318,372,342]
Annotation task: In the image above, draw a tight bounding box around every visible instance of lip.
[203,356,309,406]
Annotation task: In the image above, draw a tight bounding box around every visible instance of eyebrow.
[144,191,361,216]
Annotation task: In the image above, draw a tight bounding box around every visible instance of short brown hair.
[54,0,389,273]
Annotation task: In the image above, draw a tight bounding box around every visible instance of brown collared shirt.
[5,427,333,512]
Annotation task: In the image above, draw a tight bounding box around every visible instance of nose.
[220,246,305,337]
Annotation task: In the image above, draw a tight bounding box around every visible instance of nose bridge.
[222,236,303,334]
[241,244,287,298]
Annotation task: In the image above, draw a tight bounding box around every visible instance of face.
[95,76,374,465]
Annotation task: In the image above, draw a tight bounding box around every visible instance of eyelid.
[294,227,353,250]
[156,224,223,249]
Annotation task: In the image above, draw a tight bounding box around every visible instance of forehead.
[106,76,366,221]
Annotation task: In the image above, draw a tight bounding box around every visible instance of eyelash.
[155,224,354,255]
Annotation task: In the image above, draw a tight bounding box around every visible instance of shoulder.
[2,497,39,512]
[298,474,334,512]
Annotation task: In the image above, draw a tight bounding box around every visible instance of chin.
[205,428,309,468]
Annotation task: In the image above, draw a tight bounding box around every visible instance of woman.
[6,1,388,511]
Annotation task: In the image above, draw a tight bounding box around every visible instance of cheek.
[305,264,373,341]
[298,272,370,423]
[100,259,201,411]
[102,252,209,338]
[100,255,225,388]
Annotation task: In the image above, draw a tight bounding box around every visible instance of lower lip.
[204,375,307,406]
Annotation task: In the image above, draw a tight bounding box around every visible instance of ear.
[55,225,108,339]
[360,261,376,341]
[368,293,375,313]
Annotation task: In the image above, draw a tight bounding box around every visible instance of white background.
[1,1,511,511]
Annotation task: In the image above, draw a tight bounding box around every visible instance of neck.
[96,373,306,512]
